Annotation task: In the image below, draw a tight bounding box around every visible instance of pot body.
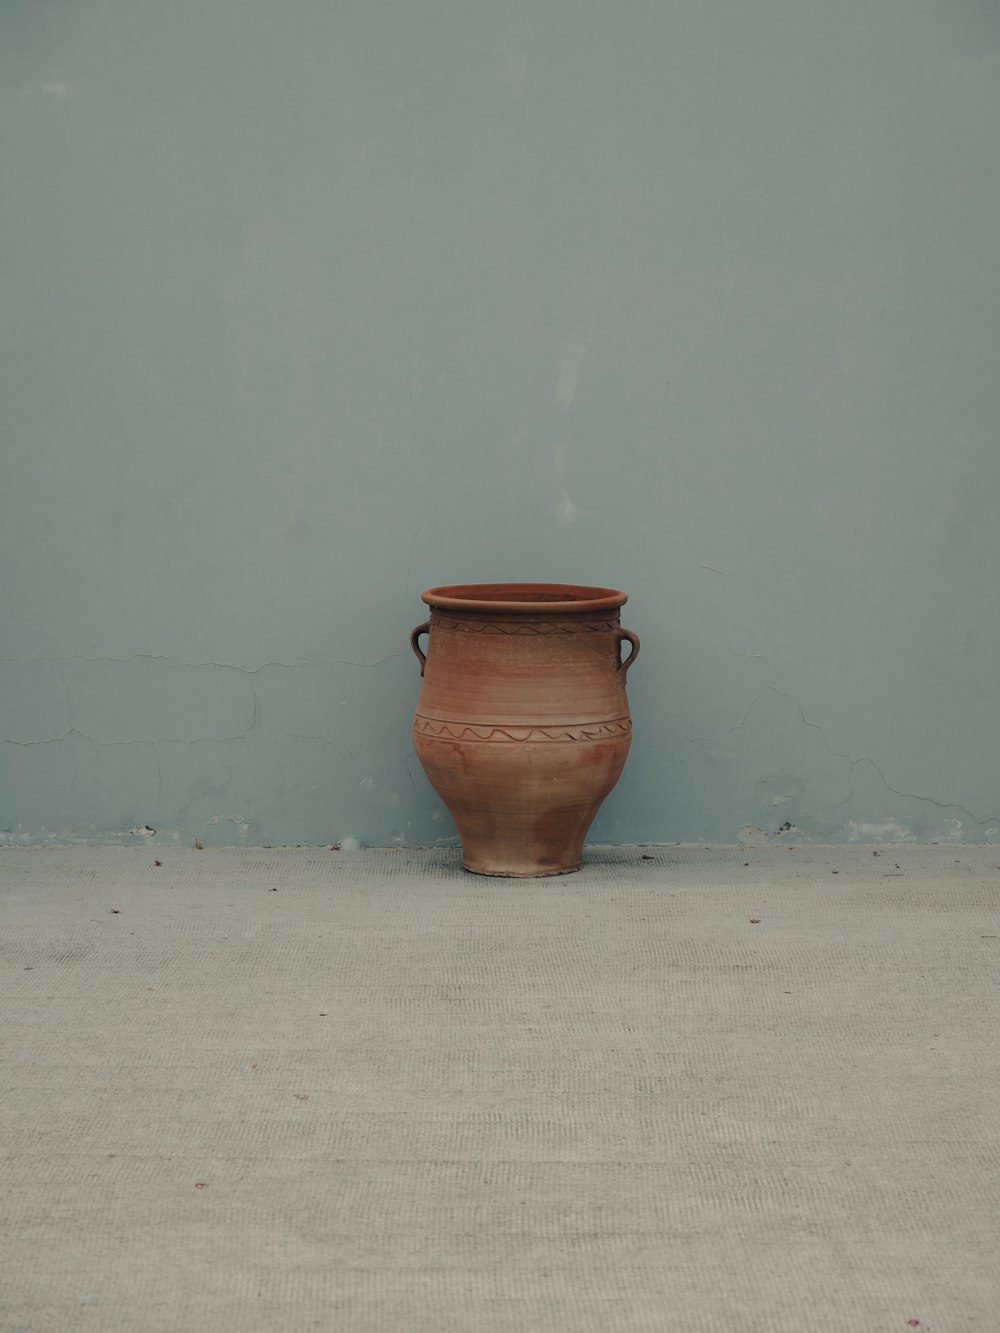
[410,584,639,877]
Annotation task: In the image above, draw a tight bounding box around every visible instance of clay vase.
[409,583,639,877]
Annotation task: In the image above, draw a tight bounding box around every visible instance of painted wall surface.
[2,1,999,847]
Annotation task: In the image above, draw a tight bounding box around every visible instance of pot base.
[462,861,582,879]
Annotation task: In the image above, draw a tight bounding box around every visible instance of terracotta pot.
[409,583,639,877]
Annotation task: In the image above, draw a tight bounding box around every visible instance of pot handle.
[409,621,430,676]
[617,628,640,675]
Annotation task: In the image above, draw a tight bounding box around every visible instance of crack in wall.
[285,733,361,761]
[842,755,1000,828]
[693,554,1000,828]
[5,632,997,839]
[765,687,858,804]
[684,693,763,748]
[770,687,1000,828]
[0,656,404,747]
[686,682,1000,832]
[694,563,773,668]
[1,653,407,673]
[2,672,260,750]
[3,725,254,748]
[677,545,998,830]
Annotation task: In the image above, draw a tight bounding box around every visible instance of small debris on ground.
[329,844,341,851]
[154,859,162,867]
[749,918,761,924]
[194,1182,208,1189]
[110,908,121,914]
[293,1093,309,1101]
[194,838,204,849]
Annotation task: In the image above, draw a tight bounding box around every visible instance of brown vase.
[409,583,639,877]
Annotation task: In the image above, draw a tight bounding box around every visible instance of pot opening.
[422,583,628,614]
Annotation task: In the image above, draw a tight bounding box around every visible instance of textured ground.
[1,844,998,1332]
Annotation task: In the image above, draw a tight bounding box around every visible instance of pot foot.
[461,861,583,878]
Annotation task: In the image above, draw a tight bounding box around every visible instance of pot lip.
[421,583,628,614]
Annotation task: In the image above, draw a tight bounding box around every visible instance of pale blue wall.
[3,0,999,847]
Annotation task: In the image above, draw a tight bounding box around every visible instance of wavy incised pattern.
[432,617,618,636]
[414,716,632,743]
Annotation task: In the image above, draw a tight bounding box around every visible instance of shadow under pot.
[409,583,639,877]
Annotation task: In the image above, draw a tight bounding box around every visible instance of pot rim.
[421,582,628,614]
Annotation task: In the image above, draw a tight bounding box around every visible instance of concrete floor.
[1,844,998,1332]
